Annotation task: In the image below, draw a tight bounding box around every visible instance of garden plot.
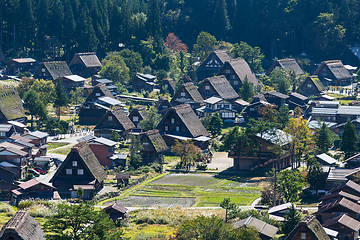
[152,173,222,186]
[111,196,195,207]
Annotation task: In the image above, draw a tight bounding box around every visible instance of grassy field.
[47,142,70,150]
[48,145,72,155]
[101,173,264,208]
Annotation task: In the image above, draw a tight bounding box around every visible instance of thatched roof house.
[69,52,102,78]
[297,76,325,97]
[196,50,232,81]
[313,60,353,86]
[33,61,72,80]
[171,82,204,109]
[0,210,45,240]
[140,130,168,164]
[285,215,330,240]
[0,87,27,124]
[198,75,239,101]
[266,58,304,76]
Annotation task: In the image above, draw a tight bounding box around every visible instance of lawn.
[48,145,72,155]
[47,142,70,150]
[101,173,264,207]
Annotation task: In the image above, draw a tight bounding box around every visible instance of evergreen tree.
[208,113,223,136]
[48,0,64,40]
[19,0,34,48]
[282,204,301,235]
[139,106,161,131]
[193,32,217,61]
[53,80,70,121]
[36,0,49,47]
[307,159,325,195]
[129,135,143,169]
[146,0,163,53]
[213,0,230,40]
[277,105,290,129]
[76,4,99,52]
[23,89,47,130]
[340,119,358,159]
[239,76,254,101]
[315,122,333,154]
[63,0,76,60]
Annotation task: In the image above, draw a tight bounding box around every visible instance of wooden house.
[103,203,129,221]
[297,76,326,97]
[310,108,337,123]
[78,84,125,125]
[0,147,28,178]
[319,191,360,208]
[49,142,107,199]
[140,130,168,164]
[233,99,250,113]
[229,129,292,170]
[0,124,15,139]
[198,75,239,102]
[171,82,204,109]
[0,162,19,179]
[6,58,37,75]
[243,101,273,121]
[33,61,72,80]
[69,52,102,78]
[155,97,172,114]
[316,153,340,166]
[285,215,330,240]
[7,121,27,134]
[266,58,304,76]
[128,106,148,130]
[156,104,210,149]
[313,60,353,86]
[77,135,118,168]
[115,173,130,186]
[132,73,157,92]
[322,214,360,240]
[196,97,236,121]
[94,107,135,139]
[315,197,360,222]
[92,78,117,96]
[336,106,360,124]
[0,166,16,196]
[60,75,86,94]
[263,91,289,108]
[217,58,259,91]
[10,179,55,206]
[0,210,46,240]
[159,78,176,95]
[329,180,360,197]
[0,87,27,124]
[196,50,232,81]
[288,92,308,111]
[345,153,360,168]
[233,216,278,240]
[23,131,49,156]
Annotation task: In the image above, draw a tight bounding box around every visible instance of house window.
[181,92,185,97]
[66,169,72,175]
[217,104,222,109]
[165,126,168,131]
[205,85,210,90]
[234,81,239,85]
[77,169,84,175]
[108,116,113,121]
[171,118,175,124]
[301,233,306,239]
[42,68,45,73]
[108,146,114,152]
[231,75,236,79]
[133,116,139,122]
[323,72,327,77]
[163,106,168,109]
[164,84,168,88]
[96,92,100,97]
[72,161,77,167]
[13,158,20,163]
[307,84,312,88]
[143,142,149,145]
[224,104,230,109]
[225,69,231,74]
[176,126,180,131]
[0,132,5,136]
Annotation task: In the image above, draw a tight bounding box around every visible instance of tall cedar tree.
[213,0,230,40]
[23,89,47,130]
[76,4,99,52]
[315,122,333,154]
[307,159,325,195]
[282,204,302,235]
[146,0,163,53]
[53,79,70,121]
[208,112,223,136]
[238,76,254,101]
[222,126,249,163]
[340,119,358,159]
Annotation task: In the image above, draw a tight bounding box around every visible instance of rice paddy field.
[102,173,266,208]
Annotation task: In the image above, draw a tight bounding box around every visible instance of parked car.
[27,169,40,177]
[34,167,46,175]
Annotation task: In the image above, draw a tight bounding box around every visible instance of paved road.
[207,152,233,171]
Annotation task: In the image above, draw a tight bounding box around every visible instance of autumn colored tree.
[284,117,312,168]
[165,33,188,52]
[172,140,198,169]
[258,104,278,122]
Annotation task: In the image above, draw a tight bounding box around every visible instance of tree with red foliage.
[165,33,188,52]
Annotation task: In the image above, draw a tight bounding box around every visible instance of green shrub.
[0,203,15,216]
[196,163,207,170]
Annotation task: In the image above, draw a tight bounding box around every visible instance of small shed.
[116,173,130,186]
[316,153,340,166]
[103,203,129,221]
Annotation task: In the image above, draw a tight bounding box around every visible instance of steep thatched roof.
[95,107,135,131]
[84,83,114,103]
[50,142,106,183]
[42,61,72,80]
[266,58,304,75]
[0,210,45,240]
[70,52,102,68]
[201,76,239,100]
[158,104,209,138]
[219,58,259,85]
[233,216,278,238]
[197,50,232,70]
[142,130,168,152]
[314,60,352,80]
[129,106,148,120]
[285,215,330,240]
[182,82,204,103]
[0,87,26,121]
[299,76,325,92]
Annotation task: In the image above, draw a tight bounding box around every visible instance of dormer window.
[205,85,210,90]
[108,116,113,121]
[133,116,138,122]
[72,161,77,167]
[181,92,185,97]
[171,118,175,124]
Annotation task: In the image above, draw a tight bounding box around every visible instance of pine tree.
[19,0,34,48]
[76,5,99,52]
[53,80,70,121]
[340,119,358,159]
[239,76,254,101]
[63,0,76,60]
[315,122,332,154]
[213,0,230,40]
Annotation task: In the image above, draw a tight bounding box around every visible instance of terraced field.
[103,173,266,207]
